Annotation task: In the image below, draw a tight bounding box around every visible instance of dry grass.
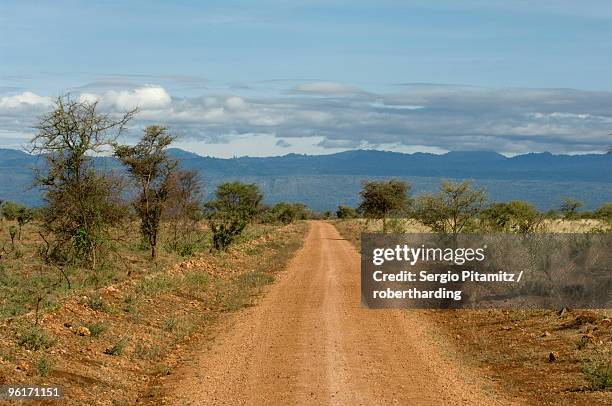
[333,218,612,405]
[0,219,308,405]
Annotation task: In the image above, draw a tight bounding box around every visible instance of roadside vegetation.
[0,97,310,404]
[333,178,611,404]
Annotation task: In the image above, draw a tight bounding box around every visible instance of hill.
[1,148,610,210]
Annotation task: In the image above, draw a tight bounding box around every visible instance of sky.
[1,0,612,157]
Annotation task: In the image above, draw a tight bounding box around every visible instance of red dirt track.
[157,221,518,405]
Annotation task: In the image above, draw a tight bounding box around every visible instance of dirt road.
[158,221,518,405]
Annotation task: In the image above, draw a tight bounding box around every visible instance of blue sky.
[1,0,612,156]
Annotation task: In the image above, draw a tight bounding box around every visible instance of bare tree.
[29,95,135,269]
[164,170,203,252]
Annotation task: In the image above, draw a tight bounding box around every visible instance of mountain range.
[1,148,610,211]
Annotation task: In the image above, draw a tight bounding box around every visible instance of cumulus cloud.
[0,91,52,109]
[76,86,172,111]
[1,83,611,154]
[104,86,171,110]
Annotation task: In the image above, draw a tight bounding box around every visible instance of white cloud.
[225,96,246,110]
[0,91,52,109]
[1,83,611,155]
[78,92,100,104]
[104,86,172,110]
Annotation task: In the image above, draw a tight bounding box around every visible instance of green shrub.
[583,359,612,390]
[264,202,309,224]
[37,356,53,377]
[336,205,358,219]
[481,200,544,233]
[171,240,199,257]
[594,202,612,224]
[1,201,27,221]
[205,182,263,250]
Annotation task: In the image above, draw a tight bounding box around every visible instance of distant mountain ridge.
[167,149,610,182]
[1,148,610,210]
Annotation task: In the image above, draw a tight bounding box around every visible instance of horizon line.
[1,146,610,160]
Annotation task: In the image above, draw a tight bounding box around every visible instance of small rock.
[541,331,551,337]
[77,326,91,336]
[557,307,570,316]
[548,352,559,363]
[16,361,28,371]
[600,318,611,326]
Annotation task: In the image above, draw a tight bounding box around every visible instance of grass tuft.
[16,326,56,351]
[87,295,110,312]
[133,342,163,360]
[163,315,196,339]
[134,274,176,295]
[583,358,612,391]
[37,355,53,377]
[104,337,128,356]
[84,321,107,337]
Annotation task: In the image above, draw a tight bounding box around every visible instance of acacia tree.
[358,180,410,232]
[30,96,135,269]
[114,125,177,259]
[414,180,487,234]
[205,182,262,250]
[559,197,583,220]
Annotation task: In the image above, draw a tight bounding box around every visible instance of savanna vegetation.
[0,96,311,404]
[332,178,611,404]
